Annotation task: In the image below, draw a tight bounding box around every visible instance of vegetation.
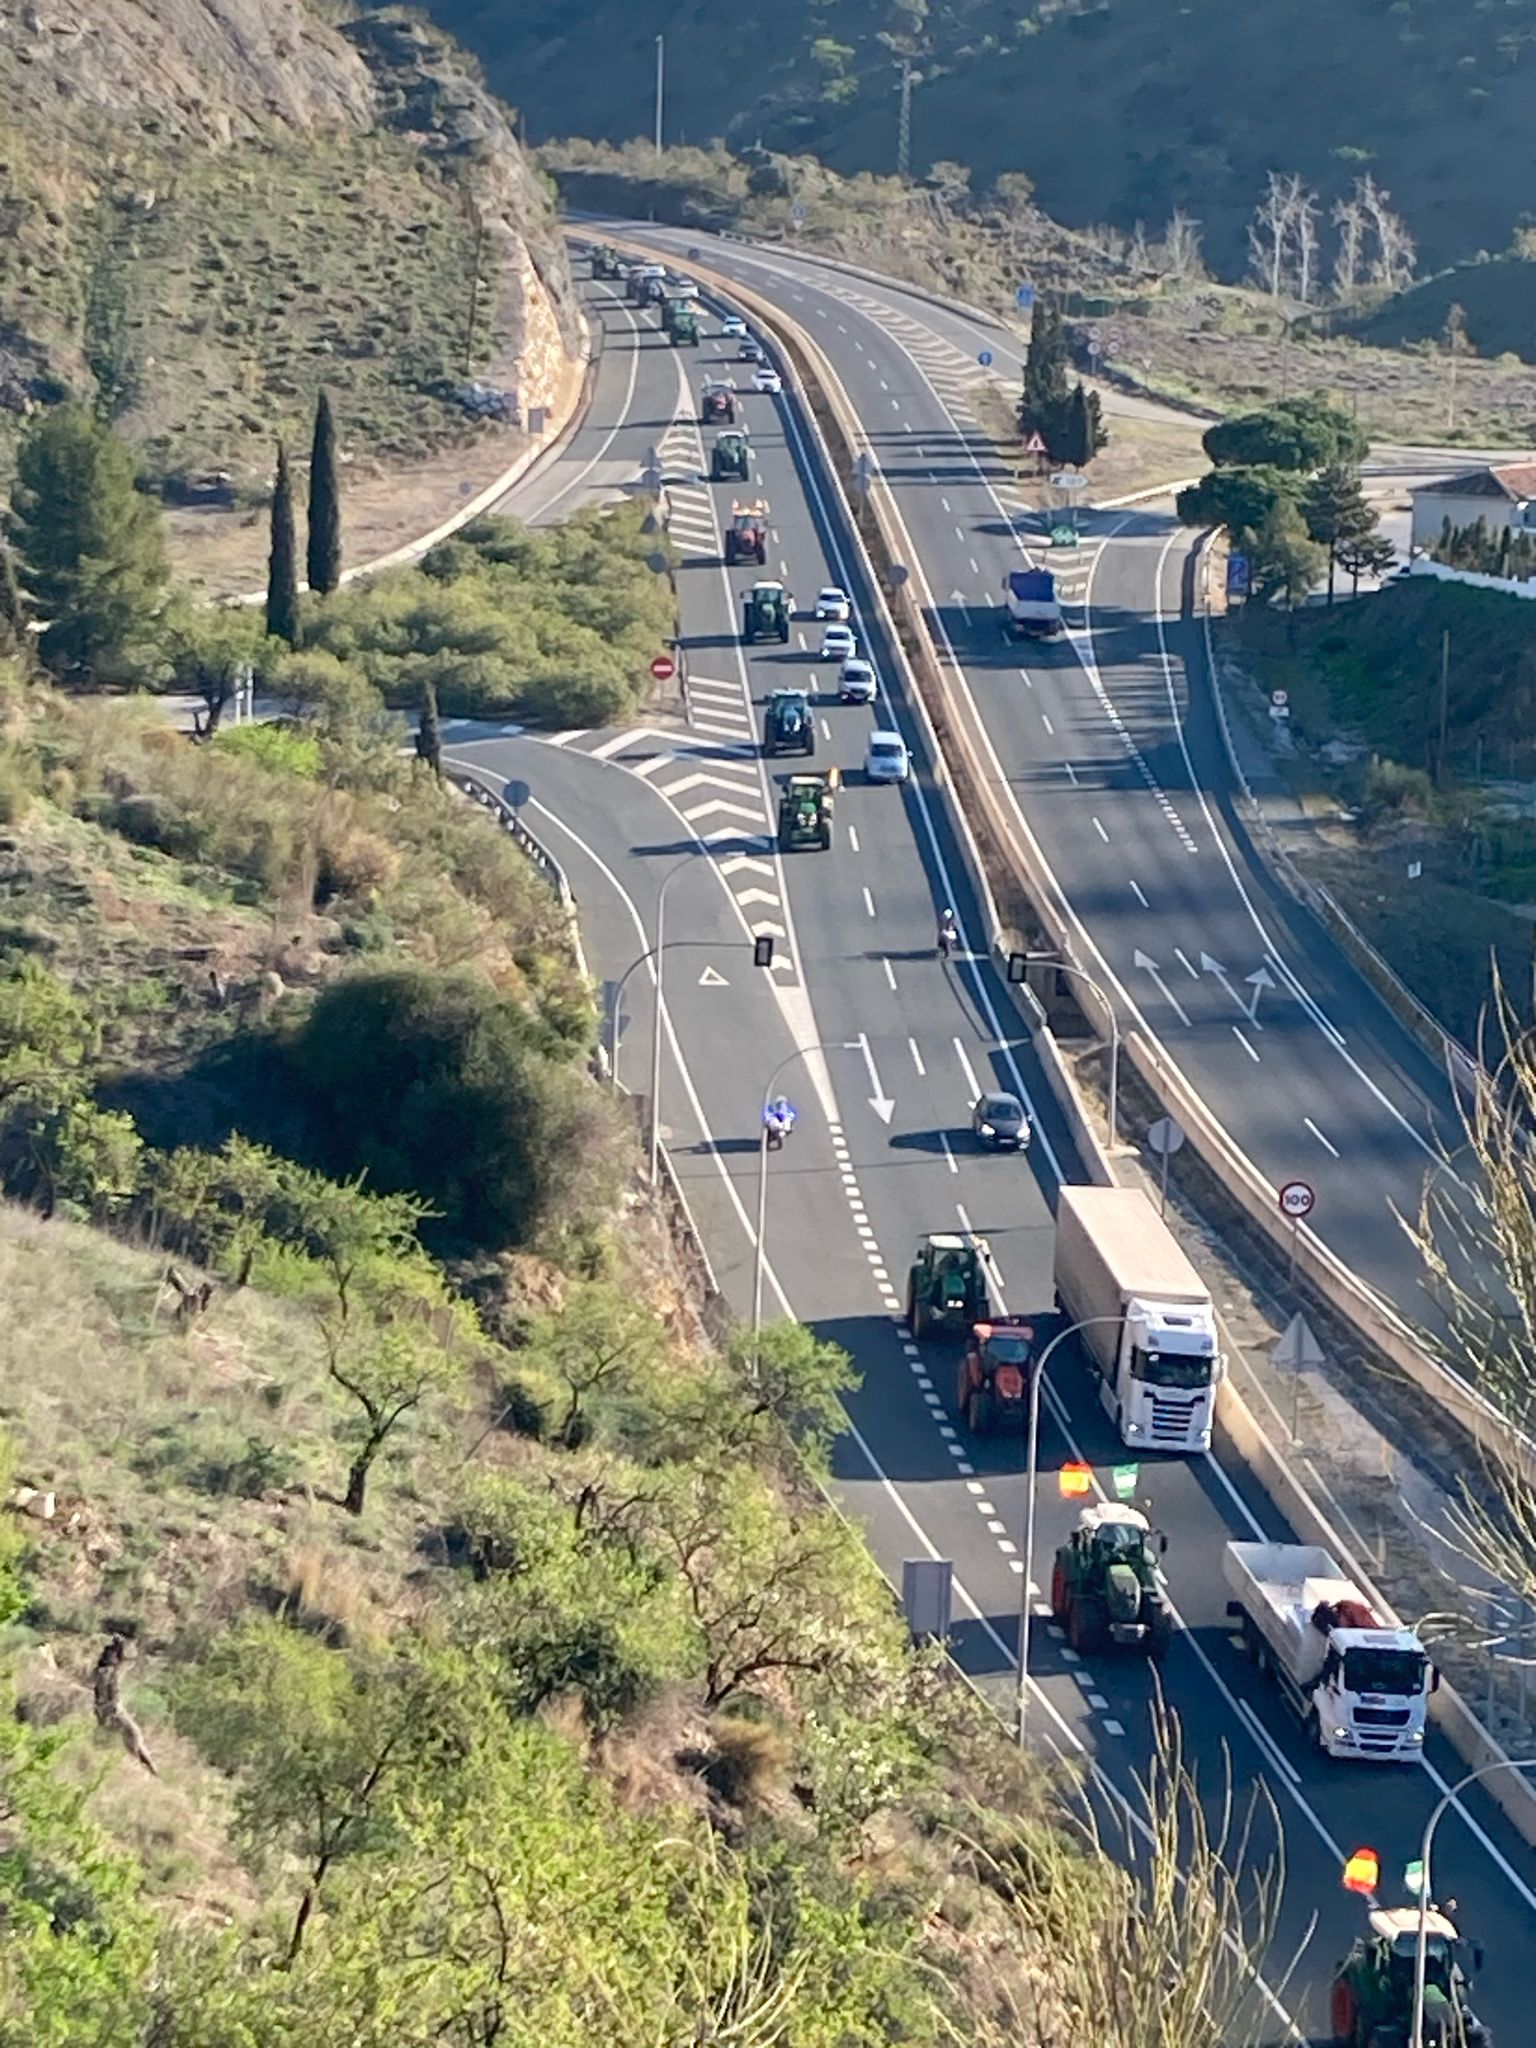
[1017,298,1107,468]
[306,392,343,598]
[1430,518,1536,582]
[266,443,300,649]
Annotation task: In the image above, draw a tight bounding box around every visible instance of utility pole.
[1435,627,1451,785]
[654,34,665,158]
[896,57,913,183]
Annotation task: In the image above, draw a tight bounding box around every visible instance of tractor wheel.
[1068,1593,1106,1656]
[955,1361,972,1416]
[818,826,831,850]
[965,1389,990,1435]
[1329,1978,1356,2047]
[905,1280,923,1339]
[1049,1561,1068,1622]
[1146,1614,1171,1666]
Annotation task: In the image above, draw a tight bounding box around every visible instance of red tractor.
[955,1317,1036,1434]
[700,379,737,425]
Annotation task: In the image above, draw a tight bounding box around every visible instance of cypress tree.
[266,441,300,647]
[416,674,443,778]
[306,390,342,597]
[7,403,168,682]
[0,542,28,666]
[1018,296,1072,450]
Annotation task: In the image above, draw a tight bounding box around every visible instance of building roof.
[1411,461,1536,502]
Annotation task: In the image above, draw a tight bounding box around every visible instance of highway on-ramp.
[449,269,1536,2037]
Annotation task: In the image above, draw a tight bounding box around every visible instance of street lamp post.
[604,859,694,1186]
[752,1042,849,1347]
[1410,1757,1536,2048]
[1015,953,1120,1146]
[654,35,665,158]
[1016,1314,1128,1747]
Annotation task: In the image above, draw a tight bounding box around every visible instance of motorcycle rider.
[937,907,958,958]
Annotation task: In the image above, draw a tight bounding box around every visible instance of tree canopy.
[1201,395,1367,473]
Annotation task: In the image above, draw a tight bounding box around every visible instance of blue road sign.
[1016,283,1036,311]
[978,349,994,367]
[502,778,531,811]
[1227,553,1251,596]
[791,204,806,223]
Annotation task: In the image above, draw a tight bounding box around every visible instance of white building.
[1409,461,1536,552]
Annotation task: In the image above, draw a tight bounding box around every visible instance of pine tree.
[7,404,168,682]
[0,541,28,667]
[416,674,443,778]
[1302,460,1378,604]
[265,441,300,647]
[1018,297,1072,452]
[306,391,342,597]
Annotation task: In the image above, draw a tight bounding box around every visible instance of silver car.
[839,658,877,705]
[865,730,910,783]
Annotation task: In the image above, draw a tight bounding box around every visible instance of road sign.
[1023,430,1049,455]
[1146,1117,1185,1157]
[646,550,669,576]
[1050,525,1078,548]
[978,348,994,367]
[1051,470,1087,492]
[889,563,910,587]
[853,451,876,497]
[1271,689,1289,707]
[902,1557,953,1641]
[649,653,677,682]
[1278,1180,1315,1221]
[1227,552,1250,596]
[1272,1312,1324,1374]
[1087,327,1101,345]
[1269,688,1290,723]
[688,245,701,261]
[791,203,806,224]
[501,778,530,812]
[1016,283,1036,311]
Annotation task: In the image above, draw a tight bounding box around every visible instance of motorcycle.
[763,1103,796,1151]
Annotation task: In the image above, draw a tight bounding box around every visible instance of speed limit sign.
[1278,1180,1315,1220]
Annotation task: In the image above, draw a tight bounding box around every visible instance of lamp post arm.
[1411,1756,1536,2048]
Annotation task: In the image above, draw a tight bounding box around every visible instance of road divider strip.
[628,234,1536,1848]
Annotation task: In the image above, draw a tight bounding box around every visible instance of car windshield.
[1342,1646,1428,1697]
[871,742,902,761]
[982,1097,1018,1122]
[986,1333,1032,1364]
[1131,1346,1213,1389]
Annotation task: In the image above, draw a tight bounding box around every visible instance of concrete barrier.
[606,231,1536,1820]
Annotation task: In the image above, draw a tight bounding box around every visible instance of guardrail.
[603,229,1536,1848]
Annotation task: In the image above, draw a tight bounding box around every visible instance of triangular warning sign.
[1023,431,1048,454]
[698,966,729,987]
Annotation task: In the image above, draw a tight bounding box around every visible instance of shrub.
[213,724,322,779]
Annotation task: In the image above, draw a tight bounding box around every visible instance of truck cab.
[1111,1297,1222,1451]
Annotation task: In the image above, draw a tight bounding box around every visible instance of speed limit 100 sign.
[1278,1180,1315,1221]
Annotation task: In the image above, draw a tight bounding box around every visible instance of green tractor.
[1330,1907,1490,2048]
[1049,1504,1171,1661]
[777,773,835,852]
[591,244,621,279]
[742,579,791,641]
[904,1234,987,1341]
[663,298,700,346]
[763,689,814,758]
[711,430,751,482]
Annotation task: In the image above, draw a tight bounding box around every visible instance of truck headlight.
[1124,1420,1143,1438]
[1331,1727,1350,1744]
[1196,1429,1212,1449]
[1408,1729,1425,1745]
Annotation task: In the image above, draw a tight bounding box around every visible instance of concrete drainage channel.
[601,229,1536,1849]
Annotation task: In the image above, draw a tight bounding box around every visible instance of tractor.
[711,430,751,482]
[591,244,621,278]
[763,689,814,757]
[1330,1907,1490,2048]
[742,580,792,642]
[1049,1503,1172,1661]
[663,298,700,346]
[725,503,769,568]
[700,379,737,425]
[904,1234,987,1341]
[955,1317,1036,1434]
[777,773,835,853]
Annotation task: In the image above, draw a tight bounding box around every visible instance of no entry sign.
[649,653,677,682]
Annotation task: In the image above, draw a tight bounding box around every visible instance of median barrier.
[608,232,1536,1803]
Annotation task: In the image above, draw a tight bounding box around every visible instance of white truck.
[1001,567,1063,640]
[1053,1187,1223,1452]
[1223,1541,1435,1761]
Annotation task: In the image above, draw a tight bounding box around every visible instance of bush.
[213,724,322,779]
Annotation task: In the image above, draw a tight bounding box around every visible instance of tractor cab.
[1050,1503,1171,1660]
[956,1316,1036,1434]
[905,1233,987,1341]
[1070,1502,1163,1567]
[1333,1909,1490,2048]
[591,244,620,278]
[777,773,835,852]
[711,429,751,481]
[763,689,813,757]
[726,502,770,568]
[700,379,737,424]
[742,578,792,641]
[664,299,701,346]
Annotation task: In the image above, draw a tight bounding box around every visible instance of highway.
[450,266,1536,2038]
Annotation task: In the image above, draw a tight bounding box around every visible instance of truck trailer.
[1223,1540,1434,1761]
[1053,1186,1223,1452]
[1002,567,1063,639]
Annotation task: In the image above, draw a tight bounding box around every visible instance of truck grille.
[1354,1706,1411,1729]
[1148,1396,1199,1443]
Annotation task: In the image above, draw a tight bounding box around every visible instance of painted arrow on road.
[848,1031,896,1124]
[948,589,972,627]
[1133,949,1192,1028]
[1245,963,1277,1023]
[1199,951,1246,1016]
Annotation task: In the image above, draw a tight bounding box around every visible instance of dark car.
[738,338,765,363]
[971,1091,1030,1150]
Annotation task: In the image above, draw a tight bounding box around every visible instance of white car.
[753,366,782,393]
[839,658,877,705]
[815,586,851,622]
[865,731,910,783]
[819,623,856,661]
[721,314,747,338]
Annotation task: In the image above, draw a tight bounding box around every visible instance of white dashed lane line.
[1305,1116,1340,1157]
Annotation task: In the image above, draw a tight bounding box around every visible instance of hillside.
[1350,257,1536,361]
[0,1,581,496]
[431,0,1536,277]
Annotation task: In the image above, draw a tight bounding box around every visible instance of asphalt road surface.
[451,268,1536,2042]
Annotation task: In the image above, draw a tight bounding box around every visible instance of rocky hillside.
[0,1,581,489]
[431,0,1536,279]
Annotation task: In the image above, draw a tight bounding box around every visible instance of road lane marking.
[883,955,897,990]
[1173,947,1200,980]
[908,1036,925,1074]
[952,1037,982,1099]
[939,1131,958,1175]
[940,495,951,511]
[1092,816,1109,843]
[1232,1026,1261,1062]
[862,886,876,917]
[848,825,860,852]
[1063,761,1076,785]
[1129,879,1149,908]
[1304,1116,1340,1157]
[1041,712,1054,736]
